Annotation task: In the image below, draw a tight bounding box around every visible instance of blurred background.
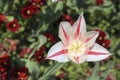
[0,0,120,80]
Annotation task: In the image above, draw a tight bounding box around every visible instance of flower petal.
[84,31,99,48]
[59,21,73,45]
[47,41,69,62]
[67,53,87,64]
[86,43,111,61]
[73,13,86,40]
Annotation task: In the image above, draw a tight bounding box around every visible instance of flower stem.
[28,43,38,59]
[87,62,99,80]
[39,62,64,80]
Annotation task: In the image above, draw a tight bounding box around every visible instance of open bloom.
[0,53,10,80]
[34,46,46,62]
[95,29,111,49]
[9,66,29,80]
[6,18,20,32]
[61,14,74,25]
[0,13,6,27]
[21,6,36,19]
[47,13,111,64]
[96,0,104,5]
[6,38,18,51]
[45,33,56,43]
[20,47,32,57]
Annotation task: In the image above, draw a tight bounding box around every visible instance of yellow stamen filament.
[68,40,84,54]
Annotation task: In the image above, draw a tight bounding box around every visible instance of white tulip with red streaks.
[47,13,111,64]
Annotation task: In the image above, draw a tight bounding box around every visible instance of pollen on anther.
[27,10,30,14]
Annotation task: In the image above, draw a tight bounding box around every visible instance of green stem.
[28,43,39,59]
[39,62,64,80]
[87,62,99,80]
[28,48,36,59]
[6,0,14,14]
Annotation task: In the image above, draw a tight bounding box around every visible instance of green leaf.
[20,59,40,80]
[37,23,49,33]
[28,34,47,59]
[0,0,3,8]
[39,62,64,80]
[28,76,33,80]
[66,0,77,7]
[6,16,14,21]
[37,35,47,49]
[87,62,100,80]
[54,2,64,12]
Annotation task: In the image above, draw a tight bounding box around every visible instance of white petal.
[72,13,86,39]
[84,31,99,48]
[47,41,69,62]
[67,53,87,64]
[86,43,111,62]
[59,21,73,45]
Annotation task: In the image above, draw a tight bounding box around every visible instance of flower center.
[32,3,35,5]
[68,40,85,54]
[27,10,30,14]
[13,24,16,27]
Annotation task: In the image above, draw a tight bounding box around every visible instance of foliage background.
[0,0,120,80]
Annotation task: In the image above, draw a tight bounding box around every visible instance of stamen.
[13,24,16,27]
[68,40,85,54]
[27,10,30,14]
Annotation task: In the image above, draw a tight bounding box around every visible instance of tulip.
[47,13,111,64]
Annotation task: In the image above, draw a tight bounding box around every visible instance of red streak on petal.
[47,49,68,59]
[74,16,82,40]
[85,32,97,43]
[74,56,79,63]
[88,51,109,55]
[61,24,69,43]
